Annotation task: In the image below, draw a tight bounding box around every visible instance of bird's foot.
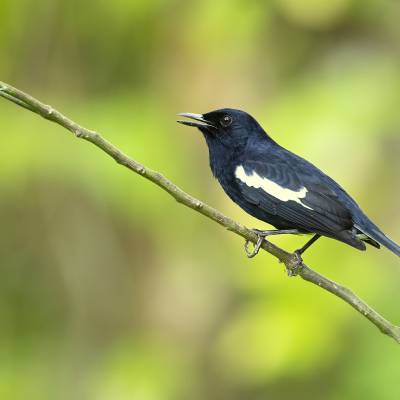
[244,229,274,258]
[244,234,265,258]
[285,250,304,277]
[244,228,307,260]
[244,228,298,258]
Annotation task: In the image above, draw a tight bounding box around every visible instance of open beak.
[177,113,216,129]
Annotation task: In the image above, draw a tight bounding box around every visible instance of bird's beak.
[177,113,216,129]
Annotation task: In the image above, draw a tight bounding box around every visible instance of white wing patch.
[235,165,313,210]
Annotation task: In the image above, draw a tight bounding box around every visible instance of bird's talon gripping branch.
[245,228,303,259]
[285,250,304,277]
[244,235,264,258]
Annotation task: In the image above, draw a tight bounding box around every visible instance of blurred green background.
[1,0,400,399]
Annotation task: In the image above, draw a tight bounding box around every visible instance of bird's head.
[177,108,266,150]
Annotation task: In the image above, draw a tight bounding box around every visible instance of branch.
[1,81,399,344]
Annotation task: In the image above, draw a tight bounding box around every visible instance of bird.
[177,108,400,259]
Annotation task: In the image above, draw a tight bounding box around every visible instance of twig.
[1,80,399,343]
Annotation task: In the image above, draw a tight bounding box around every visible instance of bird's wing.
[234,155,353,234]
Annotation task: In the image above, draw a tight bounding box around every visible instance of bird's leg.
[244,229,303,258]
[294,234,321,256]
[280,234,321,277]
[253,229,303,237]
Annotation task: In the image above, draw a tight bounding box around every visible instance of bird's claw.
[244,228,275,258]
[244,235,264,258]
[244,230,307,275]
[285,250,304,277]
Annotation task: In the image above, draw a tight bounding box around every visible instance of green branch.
[1,81,399,343]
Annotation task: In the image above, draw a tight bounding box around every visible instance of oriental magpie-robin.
[177,109,400,259]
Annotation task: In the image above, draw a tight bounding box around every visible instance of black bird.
[177,109,400,259]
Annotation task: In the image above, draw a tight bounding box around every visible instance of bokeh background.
[1,1,400,399]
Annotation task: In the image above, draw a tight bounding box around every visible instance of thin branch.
[0,90,36,112]
[1,80,399,344]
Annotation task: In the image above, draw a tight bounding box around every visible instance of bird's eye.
[220,115,232,127]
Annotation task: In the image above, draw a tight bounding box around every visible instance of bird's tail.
[355,220,400,258]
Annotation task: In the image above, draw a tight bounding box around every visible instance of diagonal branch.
[1,80,399,343]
